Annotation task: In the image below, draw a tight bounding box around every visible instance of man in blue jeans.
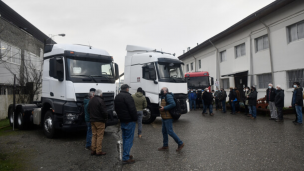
[219,88,227,113]
[202,88,214,116]
[83,88,95,150]
[247,86,258,119]
[114,84,138,164]
[189,89,197,110]
[158,87,184,151]
[292,82,303,125]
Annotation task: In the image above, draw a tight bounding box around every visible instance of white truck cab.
[124,45,189,123]
[8,44,119,138]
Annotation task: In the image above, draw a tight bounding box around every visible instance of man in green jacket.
[131,87,147,138]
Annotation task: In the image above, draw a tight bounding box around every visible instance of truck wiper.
[170,77,177,82]
[75,75,98,83]
[90,75,111,81]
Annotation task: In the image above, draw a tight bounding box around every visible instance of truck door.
[49,57,66,100]
[142,63,159,104]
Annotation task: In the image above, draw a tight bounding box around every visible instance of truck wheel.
[8,108,17,127]
[17,112,27,130]
[43,110,56,138]
[142,108,156,124]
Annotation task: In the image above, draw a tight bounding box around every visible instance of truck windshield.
[67,58,114,82]
[187,77,209,89]
[157,63,185,82]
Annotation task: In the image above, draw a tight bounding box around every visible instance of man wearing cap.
[84,88,96,150]
[131,87,147,138]
[88,89,108,156]
[114,84,138,164]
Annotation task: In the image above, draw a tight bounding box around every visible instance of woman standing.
[244,87,251,116]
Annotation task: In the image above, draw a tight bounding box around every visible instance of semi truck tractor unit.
[123,45,189,124]
[8,44,120,138]
[184,71,214,91]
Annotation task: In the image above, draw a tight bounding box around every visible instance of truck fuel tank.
[33,108,42,125]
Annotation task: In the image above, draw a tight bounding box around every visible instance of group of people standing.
[187,81,303,124]
[83,84,184,165]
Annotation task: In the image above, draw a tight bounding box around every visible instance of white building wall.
[180,0,304,107]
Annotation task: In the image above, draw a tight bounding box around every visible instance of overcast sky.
[4,0,275,74]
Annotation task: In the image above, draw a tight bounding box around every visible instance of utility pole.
[13,74,16,130]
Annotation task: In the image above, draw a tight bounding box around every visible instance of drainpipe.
[249,31,254,86]
[192,56,196,72]
[256,14,275,85]
[209,40,220,89]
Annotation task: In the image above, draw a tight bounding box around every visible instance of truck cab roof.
[44,44,111,57]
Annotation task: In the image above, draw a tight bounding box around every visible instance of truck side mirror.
[148,65,156,80]
[114,63,119,80]
[211,77,214,86]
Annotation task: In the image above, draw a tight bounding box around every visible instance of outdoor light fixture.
[58,34,65,37]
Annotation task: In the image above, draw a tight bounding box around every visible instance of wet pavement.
[0,109,304,171]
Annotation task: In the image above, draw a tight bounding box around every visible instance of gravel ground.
[0,110,303,171]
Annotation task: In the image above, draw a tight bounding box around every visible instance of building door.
[234,71,248,93]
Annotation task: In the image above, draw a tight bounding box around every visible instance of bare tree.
[0,24,42,103]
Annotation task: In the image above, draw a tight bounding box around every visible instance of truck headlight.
[65,113,78,120]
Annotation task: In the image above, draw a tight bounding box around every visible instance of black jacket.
[293,87,303,106]
[266,88,276,102]
[114,91,138,123]
[247,90,258,106]
[218,91,227,101]
[275,89,284,107]
[229,90,236,101]
[203,92,213,106]
[88,96,108,122]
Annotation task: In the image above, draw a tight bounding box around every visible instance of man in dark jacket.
[266,83,277,120]
[114,84,137,164]
[88,89,108,156]
[189,89,197,110]
[292,82,303,125]
[219,88,227,113]
[84,88,95,150]
[202,88,214,116]
[158,87,184,152]
[229,87,236,114]
[247,86,258,119]
[214,88,221,111]
[275,85,284,122]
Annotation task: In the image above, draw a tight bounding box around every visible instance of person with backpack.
[202,88,214,116]
[189,89,197,110]
[247,86,258,120]
[131,87,147,138]
[229,87,237,114]
[158,87,184,152]
[219,88,227,113]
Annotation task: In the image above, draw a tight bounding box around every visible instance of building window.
[222,79,229,89]
[287,69,304,88]
[235,43,246,58]
[220,51,226,62]
[288,20,304,42]
[190,62,193,71]
[25,51,42,70]
[186,64,189,72]
[258,73,272,89]
[0,40,21,65]
[198,60,201,69]
[255,35,269,52]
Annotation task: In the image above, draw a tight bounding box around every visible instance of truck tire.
[8,108,17,127]
[142,108,156,124]
[43,110,57,138]
[17,112,27,130]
